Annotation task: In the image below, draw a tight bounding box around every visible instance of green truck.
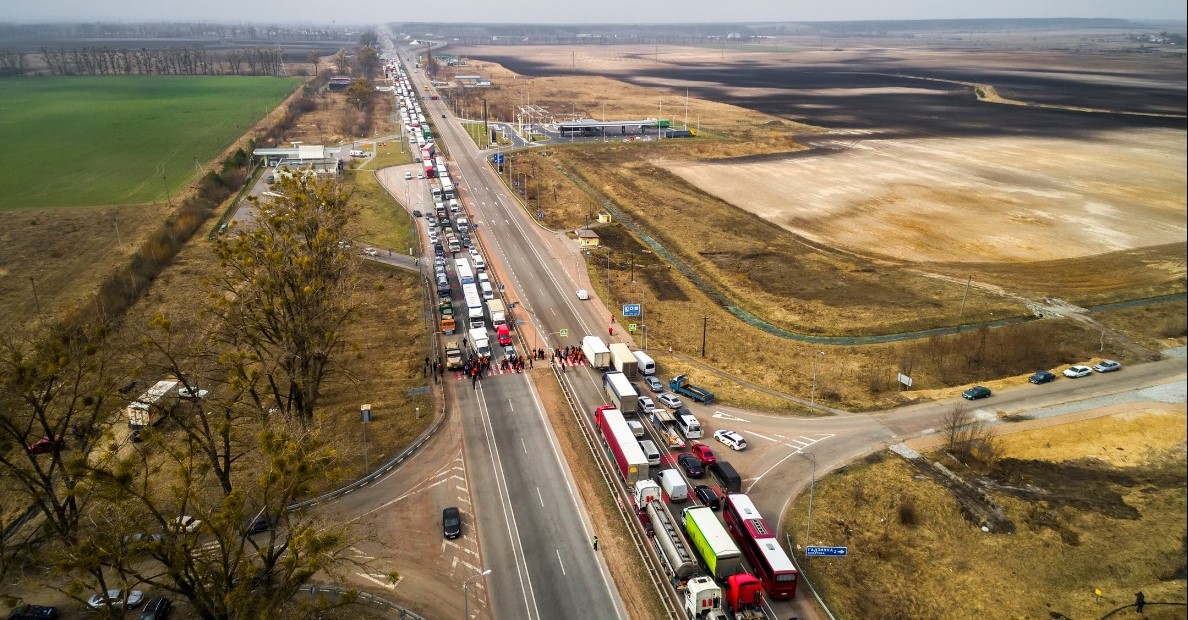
[683,505,743,579]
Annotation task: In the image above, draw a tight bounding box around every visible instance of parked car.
[962,385,992,400]
[138,597,171,620]
[1063,365,1093,379]
[677,453,704,478]
[243,514,278,535]
[412,210,422,218]
[1093,359,1122,373]
[657,393,683,409]
[172,516,201,533]
[87,590,145,610]
[442,507,462,539]
[713,429,747,451]
[1028,370,1056,384]
[6,604,58,620]
[643,375,664,393]
[26,436,64,455]
[693,484,721,510]
[575,289,589,300]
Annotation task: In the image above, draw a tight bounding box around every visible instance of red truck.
[595,405,650,485]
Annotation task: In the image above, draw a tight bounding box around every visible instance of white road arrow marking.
[712,411,749,422]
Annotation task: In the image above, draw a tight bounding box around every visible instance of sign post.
[361,404,373,472]
[622,303,641,318]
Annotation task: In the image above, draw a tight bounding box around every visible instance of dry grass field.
[431,43,1187,408]
[783,406,1188,620]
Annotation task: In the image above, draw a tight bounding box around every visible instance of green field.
[0,76,302,210]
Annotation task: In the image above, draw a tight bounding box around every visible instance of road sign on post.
[628,323,637,333]
[622,304,641,317]
[559,329,569,338]
[360,404,373,423]
[806,546,848,557]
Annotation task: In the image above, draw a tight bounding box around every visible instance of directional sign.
[628,323,637,333]
[622,303,641,317]
[492,153,504,164]
[559,329,569,337]
[806,546,848,557]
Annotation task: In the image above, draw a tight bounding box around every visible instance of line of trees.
[0,22,356,41]
[35,46,286,76]
[0,175,369,616]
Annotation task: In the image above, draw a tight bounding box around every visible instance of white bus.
[462,283,485,329]
[454,258,474,285]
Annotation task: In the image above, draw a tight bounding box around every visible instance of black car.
[6,605,58,620]
[138,597,171,620]
[693,485,720,510]
[412,210,422,218]
[243,514,278,535]
[677,453,704,478]
[1029,370,1056,384]
[962,385,992,400]
[442,507,462,539]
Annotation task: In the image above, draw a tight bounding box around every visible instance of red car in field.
[27,435,64,455]
[690,442,717,466]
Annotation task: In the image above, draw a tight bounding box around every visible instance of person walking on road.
[592,535,599,551]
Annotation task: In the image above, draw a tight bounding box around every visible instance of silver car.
[657,393,683,409]
[88,589,145,609]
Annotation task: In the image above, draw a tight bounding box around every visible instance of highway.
[370,42,1187,620]
[399,48,630,620]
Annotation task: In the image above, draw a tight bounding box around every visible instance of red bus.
[722,494,798,599]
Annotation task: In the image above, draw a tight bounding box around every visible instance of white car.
[576,289,589,300]
[364,247,379,257]
[404,171,413,180]
[349,149,366,158]
[88,589,145,609]
[637,396,656,411]
[714,429,747,451]
[178,386,209,400]
[173,515,202,533]
[1063,365,1093,379]
[657,393,683,409]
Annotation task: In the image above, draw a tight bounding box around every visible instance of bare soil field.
[784,406,1188,619]
[661,128,1186,264]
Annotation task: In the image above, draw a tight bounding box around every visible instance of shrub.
[898,497,919,526]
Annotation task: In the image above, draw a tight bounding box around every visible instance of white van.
[477,272,490,285]
[627,420,645,438]
[676,413,702,439]
[638,439,661,466]
[632,351,656,376]
[480,281,494,301]
[473,256,486,272]
[657,469,688,503]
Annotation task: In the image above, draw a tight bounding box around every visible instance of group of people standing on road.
[554,346,586,367]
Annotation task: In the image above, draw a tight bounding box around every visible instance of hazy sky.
[6,0,1185,25]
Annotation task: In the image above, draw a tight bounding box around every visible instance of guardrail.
[298,584,426,619]
[551,364,683,619]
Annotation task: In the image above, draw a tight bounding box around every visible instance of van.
[627,420,645,438]
[638,439,661,466]
[657,469,688,503]
[480,281,494,301]
[676,413,702,439]
[478,272,490,285]
[436,275,450,294]
[473,256,486,272]
[632,351,656,376]
[496,324,512,347]
[708,461,741,494]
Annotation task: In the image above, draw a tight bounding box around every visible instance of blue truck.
[668,374,715,404]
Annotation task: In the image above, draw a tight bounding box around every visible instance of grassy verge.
[461,122,492,149]
[531,370,668,620]
[783,408,1188,619]
[0,76,301,209]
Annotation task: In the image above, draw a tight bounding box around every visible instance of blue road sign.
[492,153,504,164]
[622,304,641,317]
[806,546,848,557]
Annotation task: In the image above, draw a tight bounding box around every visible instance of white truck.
[468,327,491,358]
[581,335,611,369]
[603,371,638,411]
[684,575,729,620]
[486,298,506,327]
[609,342,638,378]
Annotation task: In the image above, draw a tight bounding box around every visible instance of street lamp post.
[797,452,817,552]
[463,568,491,620]
[809,350,825,415]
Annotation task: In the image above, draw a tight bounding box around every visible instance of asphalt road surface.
[342,45,1187,620]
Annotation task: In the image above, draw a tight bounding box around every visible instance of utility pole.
[701,316,707,357]
[29,276,41,315]
[810,351,825,414]
[958,275,973,326]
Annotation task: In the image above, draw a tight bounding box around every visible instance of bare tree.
[941,402,1001,464]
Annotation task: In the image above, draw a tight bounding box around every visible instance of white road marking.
[356,572,397,590]
[521,437,528,453]
[743,430,779,442]
[508,399,515,412]
[537,487,545,507]
[555,550,567,575]
[712,411,749,422]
